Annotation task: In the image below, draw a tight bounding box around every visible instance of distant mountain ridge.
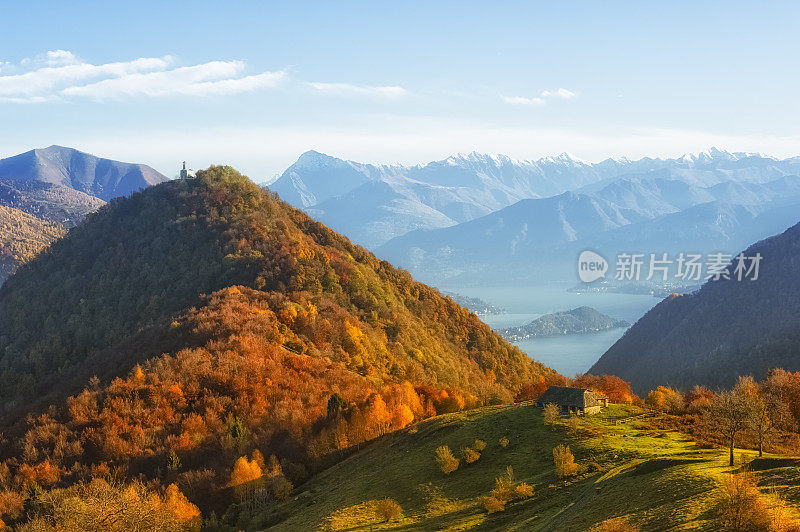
[0,145,167,201]
[0,146,168,285]
[590,220,800,394]
[377,152,800,284]
[270,148,800,251]
[270,150,620,247]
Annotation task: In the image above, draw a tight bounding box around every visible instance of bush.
[480,495,506,513]
[420,484,459,518]
[543,403,560,425]
[499,437,509,448]
[462,447,481,464]
[717,470,772,531]
[473,439,487,451]
[481,466,533,513]
[514,482,534,498]
[434,446,459,475]
[553,444,578,477]
[374,498,403,522]
[271,476,293,501]
[490,466,516,502]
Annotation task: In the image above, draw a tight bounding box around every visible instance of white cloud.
[0,55,174,101]
[0,51,286,102]
[306,81,408,98]
[63,61,286,99]
[41,50,81,67]
[502,95,545,105]
[503,87,577,106]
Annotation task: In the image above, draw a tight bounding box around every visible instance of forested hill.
[0,166,555,513]
[590,220,800,394]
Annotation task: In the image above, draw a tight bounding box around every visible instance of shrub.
[490,466,516,502]
[514,482,534,498]
[553,444,578,477]
[543,403,560,425]
[271,476,293,501]
[499,437,509,448]
[420,484,459,518]
[717,470,771,531]
[462,447,481,464]
[480,495,506,513]
[435,446,459,475]
[374,498,403,522]
[481,466,533,513]
[473,439,487,451]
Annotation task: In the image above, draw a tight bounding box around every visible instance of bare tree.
[710,378,758,466]
[748,393,773,458]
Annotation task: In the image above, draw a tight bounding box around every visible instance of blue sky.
[1,1,799,180]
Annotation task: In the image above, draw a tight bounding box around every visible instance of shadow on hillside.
[627,458,697,476]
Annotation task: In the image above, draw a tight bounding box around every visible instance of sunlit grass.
[244,402,800,531]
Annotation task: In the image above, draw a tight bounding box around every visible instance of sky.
[1,1,799,181]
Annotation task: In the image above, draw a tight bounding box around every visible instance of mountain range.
[269,149,800,258]
[269,150,624,247]
[375,154,800,284]
[0,146,167,284]
[590,219,800,394]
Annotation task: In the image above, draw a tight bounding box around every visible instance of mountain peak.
[0,146,167,200]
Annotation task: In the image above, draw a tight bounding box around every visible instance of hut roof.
[537,386,606,408]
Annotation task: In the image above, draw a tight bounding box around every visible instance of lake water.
[438,284,658,377]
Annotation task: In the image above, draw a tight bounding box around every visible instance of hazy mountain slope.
[272,149,800,251]
[269,150,392,208]
[309,180,459,248]
[590,221,800,394]
[379,168,800,284]
[270,151,611,246]
[0,145,167,200]
[0,204,66,282]
[0,177,105,226]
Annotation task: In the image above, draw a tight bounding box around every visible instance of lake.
[437,284,658,377]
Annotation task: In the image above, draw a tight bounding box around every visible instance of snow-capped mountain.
[270,148,800,283]
[270,150,615,246]
[377,168,800,284]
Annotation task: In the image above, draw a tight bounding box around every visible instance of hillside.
[498,307,629,341]
[224,401,800,530]
[0,145,167,200]
[0,166,555,524]
[0,204,66,282]
[590,221,800,394]
[0,177,104,227]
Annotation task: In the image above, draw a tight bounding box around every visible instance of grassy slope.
[246,403,800,531]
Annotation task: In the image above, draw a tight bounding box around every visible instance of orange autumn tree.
[230,452,263,487]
